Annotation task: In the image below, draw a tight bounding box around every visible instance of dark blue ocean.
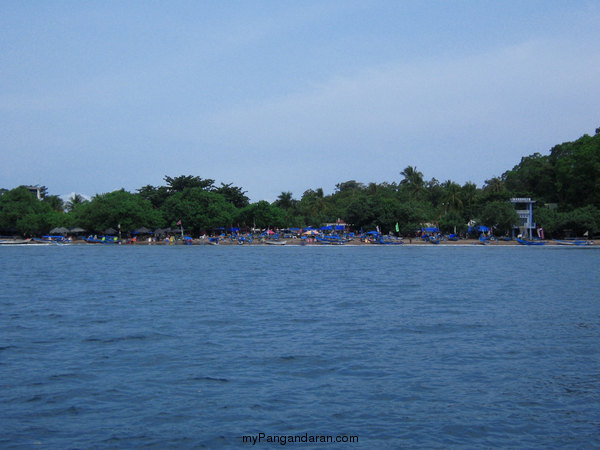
[1,245,599,449]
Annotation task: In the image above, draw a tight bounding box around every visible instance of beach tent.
[335,225,345,231]
[422,227,439,233]
[320,225,333,231]
[468,225,490,233]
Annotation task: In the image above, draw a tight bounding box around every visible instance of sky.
[2,1,600,202]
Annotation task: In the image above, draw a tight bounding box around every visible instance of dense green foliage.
[1,130,599,237]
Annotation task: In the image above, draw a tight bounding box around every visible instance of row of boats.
[516,238,594,246]
[0,233,594,247]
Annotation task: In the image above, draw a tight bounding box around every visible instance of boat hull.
[516,238,545,246]
[552,239,593,246]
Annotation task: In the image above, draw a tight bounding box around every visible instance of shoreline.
[1,238,594,247]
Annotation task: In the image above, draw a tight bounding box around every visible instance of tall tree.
[65,194,88,213]
[0,186,61,235]
[164,175,215,193]
[161,188,235,234]
[479,201,519,235]
[441,181,463,213]
[273,191,296,210]
[72,189,163,233]
[137,185,170,209]
[237,201,288,229]
[400,166,425,199]
[213,183,249,208]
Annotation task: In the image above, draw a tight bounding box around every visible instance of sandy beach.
[17,238,591,246]
[2,236,593,246]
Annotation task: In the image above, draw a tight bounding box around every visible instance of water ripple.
[1,245,599,448]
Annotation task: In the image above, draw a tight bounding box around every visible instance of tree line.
[1,128,599,238]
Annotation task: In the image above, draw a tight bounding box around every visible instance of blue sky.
[2,1,599,202]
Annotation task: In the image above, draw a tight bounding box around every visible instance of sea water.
[1,245,599,448]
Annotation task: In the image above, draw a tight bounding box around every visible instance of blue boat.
[84,236,120,244]
[317,235,351,245]
[366,233,403,245]
[516,238,545,246]
[552,239,594,246]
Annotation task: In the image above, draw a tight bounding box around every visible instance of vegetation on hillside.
[1,129,599,237]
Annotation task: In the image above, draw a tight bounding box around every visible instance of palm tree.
[441,181,463,213]
[65,193,87,212]
[274,191,295,210]
[400,166,425,199]
[461,182,478,207]
[484,177,505,194]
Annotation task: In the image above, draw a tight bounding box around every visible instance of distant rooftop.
[25,185,42,200]
[510,197,535,203]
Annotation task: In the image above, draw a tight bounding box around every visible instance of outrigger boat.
[516,238,545,246]
[317,235,352,245]
[264,240,287,245]
[0,238,32,245]
[84,236,120,244]
[552,239,594,246]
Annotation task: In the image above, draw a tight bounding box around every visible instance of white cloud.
[177,36,600,182]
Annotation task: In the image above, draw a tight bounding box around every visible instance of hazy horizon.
[2,2,599,202]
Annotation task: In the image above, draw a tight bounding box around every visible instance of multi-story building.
[510,197,536,238]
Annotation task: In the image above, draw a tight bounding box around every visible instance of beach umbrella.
[303,230,319,235]
[133,227,153,234]
[49,227,69,234]
[103,227,117,235]
[70,227,85,233]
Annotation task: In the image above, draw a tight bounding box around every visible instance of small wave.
[49,372,84,381]
[190,376,230,383]
[83,332,171,344]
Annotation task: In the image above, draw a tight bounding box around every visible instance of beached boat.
[264,240,287,245]
[552,239,594,246]
[0,239,31,245]
[375,239,404,245]
[84,237,120,244]
[516,238,545,246]
[317,236,352,245]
